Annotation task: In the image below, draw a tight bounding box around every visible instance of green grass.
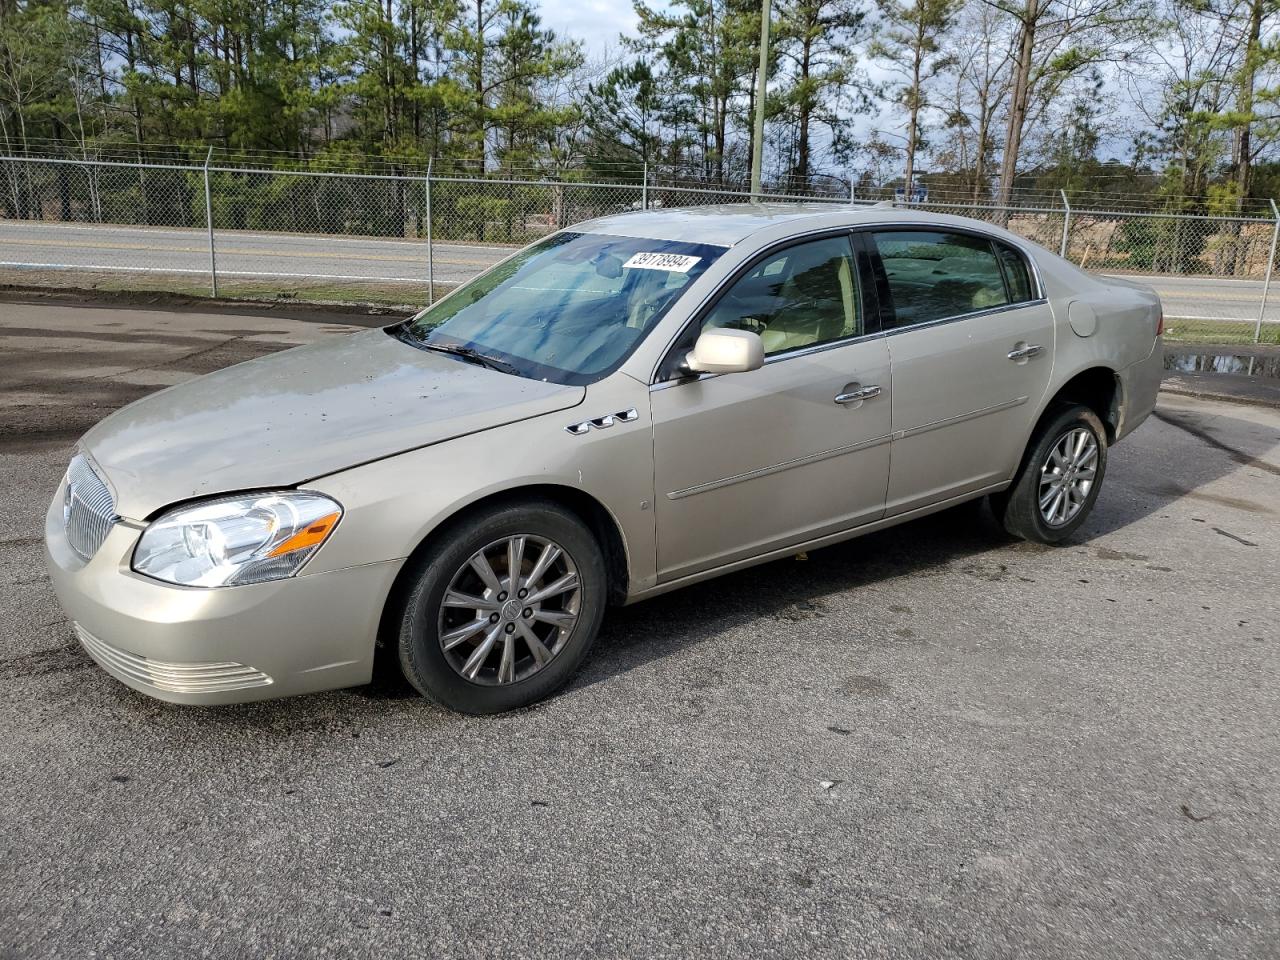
[1164,318,1280,346]
[0,269,442,312]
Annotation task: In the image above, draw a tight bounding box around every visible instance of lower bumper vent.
[74,624,273,694]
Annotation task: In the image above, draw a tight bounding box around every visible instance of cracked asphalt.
[2,297,1278,959]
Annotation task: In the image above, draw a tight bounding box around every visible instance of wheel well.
[373,485,631,672]
[1047,367,1121,442]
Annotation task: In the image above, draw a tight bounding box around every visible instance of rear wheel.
[993,404,1108,544]
[396,500,607,714]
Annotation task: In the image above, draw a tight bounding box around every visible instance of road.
[2,299,1278,958]
[0,218,1275,322]
[1123,273,1273,324]
[0,219,505,288]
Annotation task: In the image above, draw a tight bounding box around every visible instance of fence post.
[425,157,435,305]
[642,162,648,211]
[1059,189,1071,260]
[1255,198,1279,344]
[203,147,218,297]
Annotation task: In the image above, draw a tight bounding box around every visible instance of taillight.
[1155,306,1164,338]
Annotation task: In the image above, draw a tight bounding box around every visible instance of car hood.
[81,328,585,519]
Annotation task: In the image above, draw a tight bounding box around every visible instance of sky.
[531,0,1135,175]
[538,0,643,66]
[535,0,887,171]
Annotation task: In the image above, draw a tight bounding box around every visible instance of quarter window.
[698,235,863,356]
[996,241,1035,303]
[871,230,1010,328]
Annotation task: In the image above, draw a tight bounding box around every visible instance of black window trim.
[650,227,884,385]
[859,224,1047,337]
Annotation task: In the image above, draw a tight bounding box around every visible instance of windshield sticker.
[622,252,702,273]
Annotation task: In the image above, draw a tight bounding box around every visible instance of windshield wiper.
[412,338,521,376]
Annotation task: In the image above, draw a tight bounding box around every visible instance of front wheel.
[396,500,607,714]
[993,404,1108,544]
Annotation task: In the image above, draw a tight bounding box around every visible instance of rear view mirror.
[594,254,623,279]
[683,328,765,376]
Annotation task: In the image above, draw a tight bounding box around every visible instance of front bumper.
[44,490,403,706]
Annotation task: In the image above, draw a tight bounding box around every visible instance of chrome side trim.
[893,396,1028,441]
[667,434,892,500]
[630,480,1011,602]
[75,623,273,694]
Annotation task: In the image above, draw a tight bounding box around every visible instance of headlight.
[132,492,342,587]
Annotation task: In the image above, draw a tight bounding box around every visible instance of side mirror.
[682,328,765,375]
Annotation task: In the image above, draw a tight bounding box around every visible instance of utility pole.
[750,0,771,200]
[203,146,218,297]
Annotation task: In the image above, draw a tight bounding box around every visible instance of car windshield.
[398,231,725,384]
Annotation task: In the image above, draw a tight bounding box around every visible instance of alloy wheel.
[1038,427,1099,527]
[437,535,581,686]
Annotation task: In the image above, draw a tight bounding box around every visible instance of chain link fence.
[2,153,1277,344]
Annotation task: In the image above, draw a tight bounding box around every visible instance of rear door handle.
[834,385,882,404]
[1008,344,1043,360]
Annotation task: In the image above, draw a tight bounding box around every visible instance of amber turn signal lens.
[267,512,341,558]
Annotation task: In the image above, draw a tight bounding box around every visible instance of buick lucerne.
[46,205,1164,713]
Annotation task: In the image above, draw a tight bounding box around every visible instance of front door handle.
[1008,344,1043,361]
[834,385,882,404]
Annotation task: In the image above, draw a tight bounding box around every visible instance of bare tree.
[933,1,1014,199]
[983,0,1150,209]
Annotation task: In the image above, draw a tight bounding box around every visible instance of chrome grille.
[74,624,274,694]
[64,455,117,561]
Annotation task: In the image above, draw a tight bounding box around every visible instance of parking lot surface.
[2,298,1278,959]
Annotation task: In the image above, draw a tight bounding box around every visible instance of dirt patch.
[774,599,828,622]
[0,643,93,680]
[0,284,409,325]
[1095,547,1150,562]
[840,675,890,698]
[961,561,1010,582]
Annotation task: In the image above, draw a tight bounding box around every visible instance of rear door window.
[870,230,1010,329]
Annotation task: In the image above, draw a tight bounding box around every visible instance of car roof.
[576,202,1026,249]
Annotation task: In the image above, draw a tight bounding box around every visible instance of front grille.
[64,455,117,561]
[74,624,274,695]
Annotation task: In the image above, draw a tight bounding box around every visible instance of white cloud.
[538,0,643,63]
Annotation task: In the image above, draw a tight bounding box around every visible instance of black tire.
[396,499,607,714]
[993,404,1108,544]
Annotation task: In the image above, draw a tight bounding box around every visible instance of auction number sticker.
[622,252,701,273]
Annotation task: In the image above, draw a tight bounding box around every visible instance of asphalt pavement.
[1,299,1278,959]
[0,219,503,288]
[0,218,1274,323]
